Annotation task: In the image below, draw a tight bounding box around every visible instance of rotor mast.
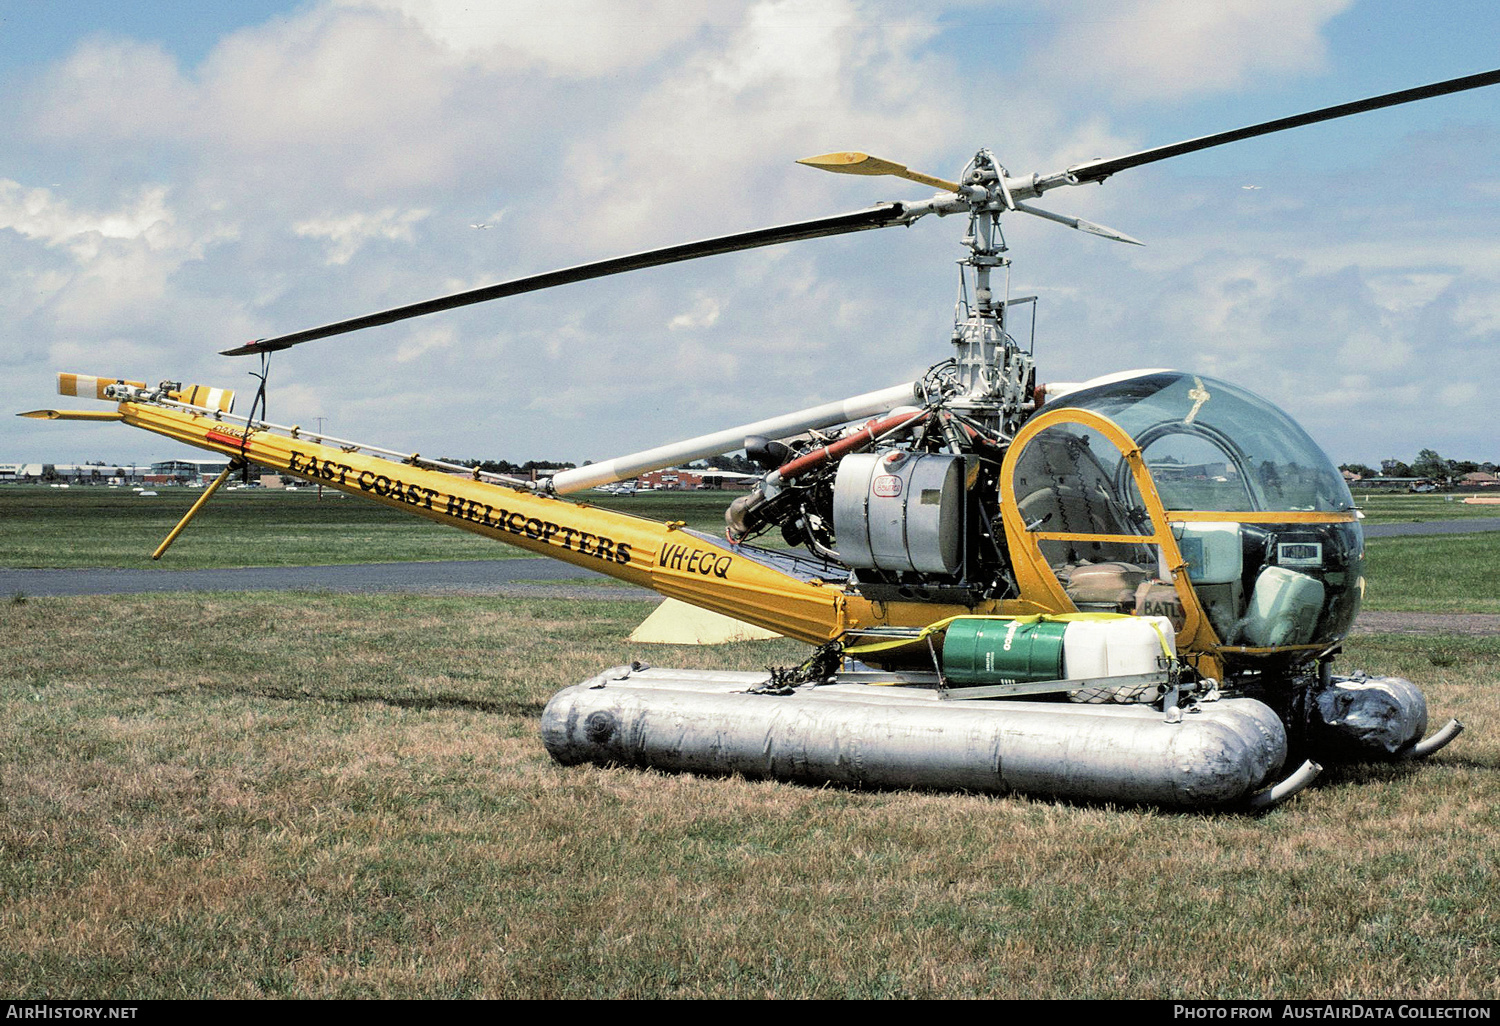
[948,149,1033,438]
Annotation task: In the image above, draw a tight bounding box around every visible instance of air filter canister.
[833,451,963,573]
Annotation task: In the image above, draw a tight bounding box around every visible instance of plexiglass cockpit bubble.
[1021,372,1363,652]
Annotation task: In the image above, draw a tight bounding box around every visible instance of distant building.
[636,467,757,491]
[0,458,254,486]
[1147,460,1234,482]
[147,460,201,485]
[1349,476,1439,492]
[4,463,149,485]
[146,459,233,485]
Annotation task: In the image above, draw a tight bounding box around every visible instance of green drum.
[941,618,1069,685]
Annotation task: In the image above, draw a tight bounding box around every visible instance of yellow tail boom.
[28,373,1041,647]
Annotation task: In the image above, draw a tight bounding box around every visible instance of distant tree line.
[439,457,577,475]
[1340,448,1497,481]
[438,452,760,476]
[690,454,758,474]
[446,448,1494,484]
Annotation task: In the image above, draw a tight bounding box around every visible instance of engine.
[724,406,1018,606]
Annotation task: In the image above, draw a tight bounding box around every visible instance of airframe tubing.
[1247,759,1321,810]
[113,399,1003,644]
[547,381,920,494]
[1406,719,1464,759]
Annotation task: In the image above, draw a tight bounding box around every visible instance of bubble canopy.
[1011,372,1363,653]
[1044,372,1355,514]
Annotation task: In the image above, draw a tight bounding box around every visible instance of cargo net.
[1062,614,1179,704]
[1068,675,1161,705]
[759,617,1183,706]
[754,641,845,694]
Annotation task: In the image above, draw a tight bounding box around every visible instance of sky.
[2,0,1497,471]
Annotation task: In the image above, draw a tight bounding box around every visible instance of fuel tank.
[541,667,1289,808]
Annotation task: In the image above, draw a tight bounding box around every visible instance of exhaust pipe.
[1247,759,1322,811]
[1403,718,1464,760]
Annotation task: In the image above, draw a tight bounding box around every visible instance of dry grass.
[2,592,1497,999]
[0,487,532,569]
[0,486,742,570]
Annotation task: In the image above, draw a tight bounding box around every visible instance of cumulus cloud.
[1029,0,1353,103]
[1452,286,1500,336]
[194,9,455,152]
[0,181,175,257]
[668,296,721,331]
[0,177,248,353]
[546,0,960,251]
[25,36,193,141]
[395,323,456,363]
[3,0,1497,470]
[337,0,734,75]
[26,5,509,196]
[293,207,432,264]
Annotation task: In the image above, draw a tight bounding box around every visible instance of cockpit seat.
[1059,561,1150,606]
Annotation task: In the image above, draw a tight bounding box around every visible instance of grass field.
[1362,534,1500,613]
[3,487,1497,999]
[2,591,1496,1000]
[0,486,740,569]
[0,486,523,569]
[6,486,1500,616]
[1352,492,1500,524]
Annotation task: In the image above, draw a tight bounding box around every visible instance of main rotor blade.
[1067,67,1500,185]
[225,203,916,356]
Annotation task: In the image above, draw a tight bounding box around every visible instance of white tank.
[1172,522,1243,584]
[1061,619,1112,678]
[1062,615,1175,704]
[1107,615,1175,674]
[1244,566,1325,646]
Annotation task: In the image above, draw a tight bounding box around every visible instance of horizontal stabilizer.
[18,409,124,421]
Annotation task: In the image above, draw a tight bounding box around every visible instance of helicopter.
[24,67,1499,808]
